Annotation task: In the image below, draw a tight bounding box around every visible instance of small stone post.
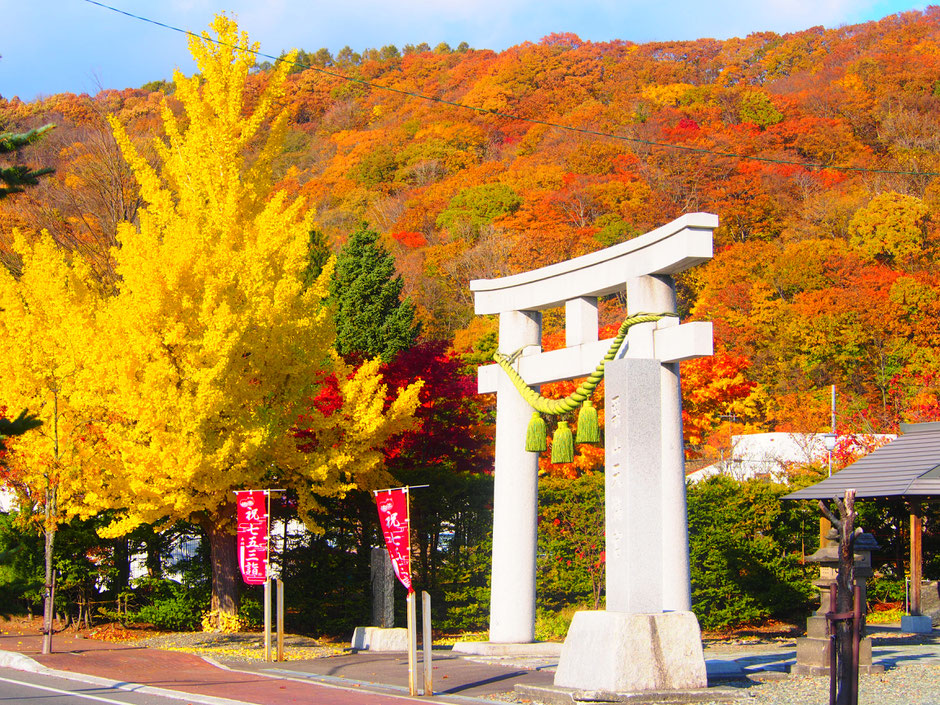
[371,547,395,628]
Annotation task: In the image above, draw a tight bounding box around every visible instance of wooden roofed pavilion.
[785,421,940,616]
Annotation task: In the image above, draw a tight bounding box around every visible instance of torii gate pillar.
[490,309,542,641]
[465,213,717,649]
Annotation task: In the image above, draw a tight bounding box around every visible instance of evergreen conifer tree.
[0,409,42,453]
[331,223,420,361]
[0,124,54,199]
[301,228,331,289]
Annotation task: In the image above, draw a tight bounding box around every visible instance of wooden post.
[422,591,433,696]
[264,578,272,662]
[819,490,858,705]
[276,578,284,662]
[910,505,923,616]
[821,516,832,546]
[407,592,418,696]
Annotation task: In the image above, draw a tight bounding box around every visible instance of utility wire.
[82,0,940,177]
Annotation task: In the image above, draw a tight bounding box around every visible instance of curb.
[0,649,56,674]
[0,649,252,705]
[211,659,509,705]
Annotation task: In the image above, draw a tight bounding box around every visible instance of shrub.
[137,597,202,631]
[238,595,263,630]
[129,577,207,631]
[538,473,605,611]
[535,605,585,642]
[867,575,905,605]
[687,476,816,630]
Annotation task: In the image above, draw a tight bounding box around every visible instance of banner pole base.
[407,592,418,696]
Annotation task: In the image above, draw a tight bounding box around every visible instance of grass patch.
[866,608,904,624]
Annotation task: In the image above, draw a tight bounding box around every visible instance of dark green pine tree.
[0,124,55,199]
[331,223,420,361]
[301,228,332,289]
[0,409,42,454]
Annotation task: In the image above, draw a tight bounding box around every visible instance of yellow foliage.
[640,83,695,108]
[0,232,112,528]
[201,609,243,633]
[91,15,421,538]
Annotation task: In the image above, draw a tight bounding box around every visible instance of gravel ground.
[716,665,940,704]
[482,667,940,704]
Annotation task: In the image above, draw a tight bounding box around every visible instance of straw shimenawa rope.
[492,311,677,459]
[492,311,677,414]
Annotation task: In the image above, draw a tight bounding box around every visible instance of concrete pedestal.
[792,615,882,676]
[901,615,933,634]
[452,641,563,657]
[554,611,707,693]
[351,626,409,651]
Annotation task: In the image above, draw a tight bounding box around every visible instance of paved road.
[0,665,246,705]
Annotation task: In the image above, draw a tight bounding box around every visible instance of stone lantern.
[792,530,884,676]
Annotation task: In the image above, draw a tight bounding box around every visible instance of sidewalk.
[2,621,939,705]
[0,625,554,705]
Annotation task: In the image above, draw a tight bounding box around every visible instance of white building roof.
[687,431,895,483]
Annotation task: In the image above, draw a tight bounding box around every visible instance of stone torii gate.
[469,212,717,652]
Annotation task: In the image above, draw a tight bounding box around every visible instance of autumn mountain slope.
[3,8,940,443]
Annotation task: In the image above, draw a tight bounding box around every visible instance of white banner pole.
[276,578,284,661]
[264,578,272,662]
[407,592,418,696]
[422,590,433,695]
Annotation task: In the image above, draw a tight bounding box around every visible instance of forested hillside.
[4,8,940,455]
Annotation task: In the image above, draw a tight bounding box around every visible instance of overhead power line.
[82,0,940,177]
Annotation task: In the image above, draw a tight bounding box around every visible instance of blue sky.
[0,0,931,101]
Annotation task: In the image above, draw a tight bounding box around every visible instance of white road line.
[0,674,144,704]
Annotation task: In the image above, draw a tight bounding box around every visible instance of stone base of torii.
[454,214,718,694]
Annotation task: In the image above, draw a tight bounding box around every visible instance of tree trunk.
[145,532,164,578]
[42,486,56,655]
[205,513,239,630]
[112,537,130,596]
[820,491,858,705]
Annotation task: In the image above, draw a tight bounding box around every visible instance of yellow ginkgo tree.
[98,15,421,625]
[0,231,113,653]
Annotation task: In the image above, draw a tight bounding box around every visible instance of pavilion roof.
[784,421,940,501]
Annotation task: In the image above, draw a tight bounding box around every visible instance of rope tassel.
[551,421,574,464]
[526,412,547,452]
[576,400,600,444]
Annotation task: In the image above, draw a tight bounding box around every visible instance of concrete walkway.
[1,622,938,705]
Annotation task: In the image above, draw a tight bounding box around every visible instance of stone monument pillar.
[554,280,708,694]
[371,547,395,628]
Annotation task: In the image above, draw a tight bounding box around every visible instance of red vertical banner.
[236,490,268,585]
[375,487,413,593]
